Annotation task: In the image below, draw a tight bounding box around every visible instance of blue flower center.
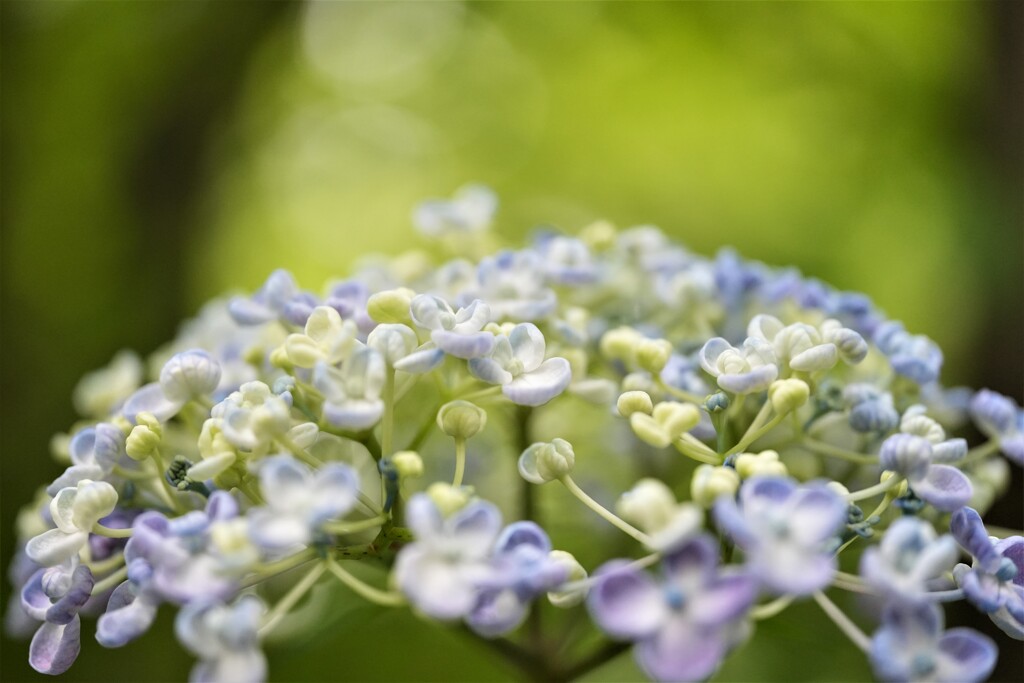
[664,586,687,610]
[911,653,935,677]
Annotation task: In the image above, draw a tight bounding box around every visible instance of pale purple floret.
[969,389,1024,466]
[714,477,846,595]
[395,495,503,621]
[466,522,568,637]
[413,184,496,237]
[533,233,599,285]
[122,349,222,424]
[409,294,495,359]
[175,596,266,683]
[873,322,943,385]
[47,422,127,494]
[698,337,778,395]
[247,455,359,551]
[950,506,1024,639]
[97,492,241,649]
[285,280,377,335]
[844,384,899,434]
[20,561,94,675]
[313,350,386,431]
[5,548,41,639]
[869,603,996,683]
[879,434,971,512]
[469,250,557,321]
[859,517,958,604]
[468,323,572,406]
[228,269,305,326]
[587,535,758,682]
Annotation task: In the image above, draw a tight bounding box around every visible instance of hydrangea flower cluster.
[7,185,1022,682]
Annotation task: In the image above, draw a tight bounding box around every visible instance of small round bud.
[269,345,294,370]
[159,349,221,402]
[437,400,487,440]
[616,479,677,532]
[518,438,576,484]
[135,412,162,433]
[879,434,932,480]
[826,481,851,498]
[126,424,161,461]
[68,480,118,529]
[630,413,671,448]
[636,339,673,374]
[391,451,424,479]
[367,288,416,324]
[704,392,730,414]
[617,391,653,417]
[735,450,788,479]
[768,379,810,414]
[600,327,641,363]
[652,402,701,440]
[580,220,617,251]
[691,464,740,508]
[367,324,418,366]
[547,550,588,607]
[426,482,470,516]
[622,372,658,395]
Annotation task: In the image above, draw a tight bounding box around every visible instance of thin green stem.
[961,440,1000,467]
[655,379,704,405]
[452,437,467,487]
[91,565,129,594]
[259,562,327,637]
[381,368,396,459]
[846,476,903,503]
[92,524,132,538]
[813,590,870,653]
[673,438,722,465]
[750,595,794,621]
[323,514,388,535]
[725,413,786,456]
[87,552,125,575]
[802,438,878,465]
[325,557,405,606]
[240,548,318,589]
[276,436,324,468]
[559,475,651,546]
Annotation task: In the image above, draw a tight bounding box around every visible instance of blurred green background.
[2,1,1021,681]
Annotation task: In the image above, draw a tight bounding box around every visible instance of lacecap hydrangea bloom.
[6,184,1022,682]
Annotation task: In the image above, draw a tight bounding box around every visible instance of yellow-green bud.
[879,470,909,497]
[652,402,701,440]
[437,400,487,440]
[367,288,416,324]
[49,433,71,465]
[269,345,294,371]
[826,481,850,498]
[691,464,740,507]
[735,450,788,479]
[768,379,810,414]
[209,518,254,558]
[630,413,671,448]
[562,348,588,379]
[547,550,588,607]
[616,478,677,532]
[579,220,617,251]
[392,451,424,479]
[518,439,575,484]
[126,424,161,461]
[617,391,653,417]
[600,326,642,363]
[426,482,470,516]
[636,339,673,374]
[484,321,516,336]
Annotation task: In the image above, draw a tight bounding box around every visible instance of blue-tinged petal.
[502,358,571,407]
[699,338,733,376]
[989,586,1024,639]
[26,530,87,568]
[466,589,527,638]
[95,583,158,648]
[205,491,239,523]
[950,507,1001,569]
[309,463,359,522]
[879,434,932,481]
[717,365,777,394]
[468,357,513,386]
[1001,434,1024,466]
[122,383,184,424]
[934,629,996,683]
[587,561,667,639]
[712,496,757,549]
[393,347,444,374]
[931,438,967,464]
[227,297,276,325]
[46,565,94,625]
[404,494,443,542]
[248,508,309,551]
[258,456,311,512]
[452,299,491,333]
[432,330,495,359]
[394,545,479,620]
[789,344,838,372]
[21,569,51,620]
[786,485,847,544]
[969,389,1017,436]
[993,536,1024,586]
[688,572,758,627]
[29,617,81,675]
[322,398,384,431]
[448,500,503,552]
[958,568,1004,613]
[911,465,972,512]
[193,650,267,683]
[493,522,551,556]
[46,465,106,496]
[635,616,726,682]
[758,549,835,596]
[508,323,546,372]
[661,535,719,582]
[409,294,449,331]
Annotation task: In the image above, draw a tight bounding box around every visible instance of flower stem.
[452,436,467,487]
[92,523,132,538]
[91,565,129,595]
[802,438,878,465]
[750,595,794,621]
[381,368,396,459]
[325,556,405,607]
[559,475,651,546]
[259,562,327,637]
[813,590,870,653]
[846,475,903,503]
[323,514,388,535]
[725,413,786,457]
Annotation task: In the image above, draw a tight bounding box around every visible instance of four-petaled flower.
[468,323,571,406]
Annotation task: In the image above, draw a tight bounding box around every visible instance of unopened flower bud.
[735,450,788,478]
[391,451,424,479]
[616,479,677,532]
[636,339,673,374]
[426,482,470,516]
[580,220,617,251]
[367,324,418,366]
[518,438,576,484]
[617,391,653,417]
[652,402,701,440]
[437,400,487,440]
[159,349,221,402]
[269,345,294,370]
[691,465,740,507]
[704,392,730,414]
[600,327,641,363]
[367,288,416,324]
[547,550,588,607]
[126,424,161,461]
[826,481,850,498]
[65,480,118,529]
[769,379,809,414]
